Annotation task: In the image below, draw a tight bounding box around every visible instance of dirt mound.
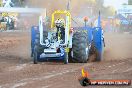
[0,31,30,59]
[104,32,132,61]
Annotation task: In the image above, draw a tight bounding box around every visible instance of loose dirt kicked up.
[0,31,131,88]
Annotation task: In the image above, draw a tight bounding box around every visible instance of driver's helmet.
[55,18,65,27]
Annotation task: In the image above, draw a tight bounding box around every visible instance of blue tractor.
[31,10,105,64]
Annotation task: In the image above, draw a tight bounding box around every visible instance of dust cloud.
[17,1,132,61]
[26,0,84,15]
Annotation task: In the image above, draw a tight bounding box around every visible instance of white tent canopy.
[0,7,46,14]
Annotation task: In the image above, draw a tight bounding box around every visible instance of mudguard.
[86,26,93,46]
[93,27,104,60]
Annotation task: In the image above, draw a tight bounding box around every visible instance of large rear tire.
[72,30,89,63]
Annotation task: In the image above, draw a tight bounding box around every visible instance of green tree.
[122,3,128,5]
[128,0,132,5]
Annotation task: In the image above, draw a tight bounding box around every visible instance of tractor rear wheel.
[72,30,89,63]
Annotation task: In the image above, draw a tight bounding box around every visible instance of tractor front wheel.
[64,52,68,64]
[33,50,38,64]
[33,46,40,64]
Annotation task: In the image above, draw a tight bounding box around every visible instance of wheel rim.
[85,46,89,60]
[85,47,88,55]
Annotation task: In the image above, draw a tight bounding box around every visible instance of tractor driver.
[55,19,65,42]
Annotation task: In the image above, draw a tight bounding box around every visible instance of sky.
[104,0,128,10]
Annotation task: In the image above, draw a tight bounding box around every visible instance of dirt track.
[0,31,132,88]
